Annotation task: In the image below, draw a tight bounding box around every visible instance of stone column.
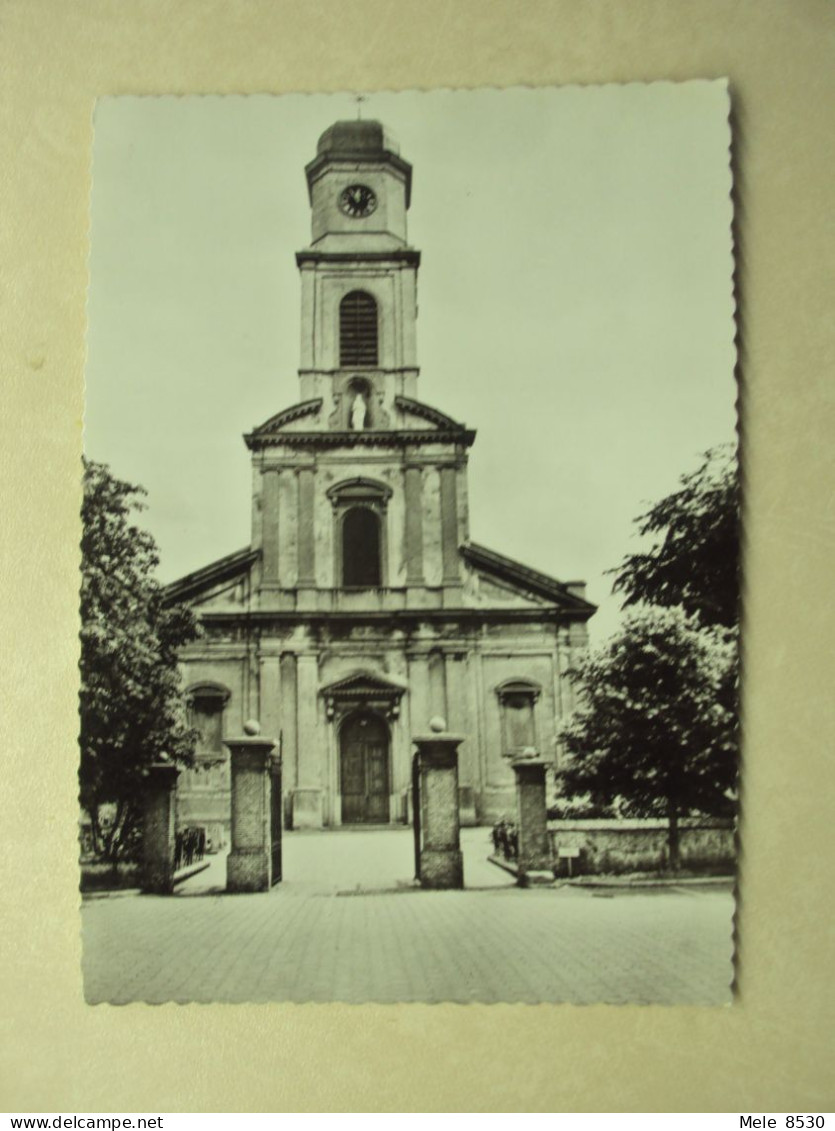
[413,723,464,889]
[511,755,552,884]
[404,464,425,584]
[141,760,180,894]
[226,722,278,893]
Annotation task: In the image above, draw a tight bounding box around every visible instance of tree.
[79,459,199,863]
[558,605,737,871]
[611,444,740,630]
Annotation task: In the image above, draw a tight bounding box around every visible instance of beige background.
[0,0,832,1113]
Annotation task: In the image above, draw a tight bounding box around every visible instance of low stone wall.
[548,818,735,876]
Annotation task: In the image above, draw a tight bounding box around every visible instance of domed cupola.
[315,119,399,159]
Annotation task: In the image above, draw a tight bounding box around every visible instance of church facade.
[166,119,595,840]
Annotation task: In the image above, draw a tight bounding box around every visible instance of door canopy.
[319,669,407,722]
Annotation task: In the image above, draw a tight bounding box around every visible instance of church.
[165,118,596,841]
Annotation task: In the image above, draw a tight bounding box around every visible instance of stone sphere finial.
[243,719,261,736]
[429,716,447,734]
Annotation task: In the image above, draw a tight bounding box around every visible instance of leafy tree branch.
[79,459,199,864]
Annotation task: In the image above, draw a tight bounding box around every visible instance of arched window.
[327,478,391,590]
[340,290,378,367]
[342,506,382,588]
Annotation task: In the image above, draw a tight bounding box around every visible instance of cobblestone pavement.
[81,828,735,1005]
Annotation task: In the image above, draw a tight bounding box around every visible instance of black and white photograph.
[80,83,739,1006]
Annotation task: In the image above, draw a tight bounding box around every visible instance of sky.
[84,84,737,644]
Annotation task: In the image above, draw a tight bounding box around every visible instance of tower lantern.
[304,119,412,245]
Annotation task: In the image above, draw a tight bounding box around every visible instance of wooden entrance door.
[340,713,390,824]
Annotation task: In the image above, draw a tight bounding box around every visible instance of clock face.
[339,184,378,218]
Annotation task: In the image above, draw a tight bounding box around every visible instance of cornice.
[194,605,589,629]
[295,248,421,267]
[244,429,476,452]
[304,149,413,207]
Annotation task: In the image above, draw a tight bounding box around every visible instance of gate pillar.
[270,748,283,885]
[226,721,278,893]
[511,754,552,884]
[141,759,180,894]
[413,719,464,889]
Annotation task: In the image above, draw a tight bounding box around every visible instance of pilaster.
[428,649,447,722]
[293,653,323,828]
[445,652,477,826]
[439,464,460,585]
[280,652,299,795]
[261,468,280,584]
[278,468,298,588]
[404,463,425,584]
[407,653,431,736]
[258,654,282,751]
[297,467,316,586]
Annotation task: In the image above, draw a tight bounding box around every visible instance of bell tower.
[245,117,476,607]
[296,120,420,427]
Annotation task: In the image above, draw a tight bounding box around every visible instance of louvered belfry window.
[340,290,378,367]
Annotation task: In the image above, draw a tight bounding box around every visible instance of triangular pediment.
[319,669,407,700]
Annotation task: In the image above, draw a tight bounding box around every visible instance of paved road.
[82,828,735,1005]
